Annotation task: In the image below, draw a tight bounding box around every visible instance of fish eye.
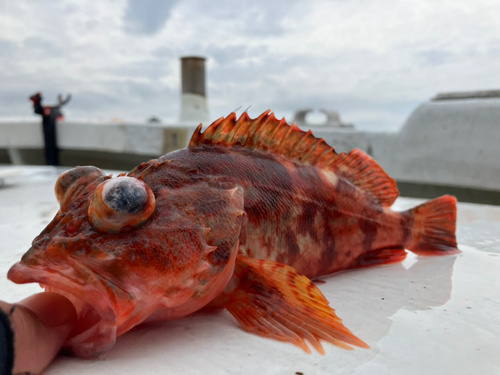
[89,177,155,233]
[55,166,106,211]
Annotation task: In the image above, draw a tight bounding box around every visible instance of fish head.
[8,165,245,357]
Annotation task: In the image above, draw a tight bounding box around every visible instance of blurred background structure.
[0,0,499,205]
[1,59,499,204]
[179,56,210,124]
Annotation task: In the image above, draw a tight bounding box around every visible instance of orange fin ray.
[406,195,460,255]
[327,149,399,206]
[189,111,399,207]
[221,255,369,354]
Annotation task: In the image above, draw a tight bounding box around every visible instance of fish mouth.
[8,254,137,358]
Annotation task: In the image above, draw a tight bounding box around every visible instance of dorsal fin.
[189,111,399,206]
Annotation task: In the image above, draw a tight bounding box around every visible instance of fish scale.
[156,145,395,277]
[8,110,459,359]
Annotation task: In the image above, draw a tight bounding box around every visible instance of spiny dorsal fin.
[189,111,399,207]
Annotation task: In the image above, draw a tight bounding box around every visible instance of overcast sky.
[1,0,499,130]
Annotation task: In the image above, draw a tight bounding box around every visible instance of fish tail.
[406,195,460,256]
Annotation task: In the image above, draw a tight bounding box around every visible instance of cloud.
[23,37,62,56]
[0,39,18,58]
[123,0,181,35]
[1,0,500,131]
[184,0,294,37]
[415,50,455,66]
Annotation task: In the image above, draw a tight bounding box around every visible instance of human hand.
[0,293,76,375]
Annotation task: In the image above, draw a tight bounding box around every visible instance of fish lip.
[7,258,135,325]
[7,256,138,358]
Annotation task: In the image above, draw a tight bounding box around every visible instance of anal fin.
[220,255,369,354]
[349,247,407,269]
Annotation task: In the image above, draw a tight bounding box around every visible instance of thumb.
[8,293,76,374]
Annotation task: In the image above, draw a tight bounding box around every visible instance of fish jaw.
[7,244,242,357]
[7,249,235,358]
[7,251,138,358]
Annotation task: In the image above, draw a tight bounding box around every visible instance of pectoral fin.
[219,255,369,354]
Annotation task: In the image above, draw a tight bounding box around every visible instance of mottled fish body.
[8,111,458,358]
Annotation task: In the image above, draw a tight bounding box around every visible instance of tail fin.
[406,195,460,256]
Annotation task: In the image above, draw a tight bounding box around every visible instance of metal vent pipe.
[179,56,210,124]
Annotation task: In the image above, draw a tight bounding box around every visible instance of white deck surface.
[0,166,499,375]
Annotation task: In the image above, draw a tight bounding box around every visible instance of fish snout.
[7,254,138,358]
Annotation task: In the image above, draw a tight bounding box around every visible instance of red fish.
[8,111,459,358]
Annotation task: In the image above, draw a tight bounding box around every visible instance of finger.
[8,293,76,374]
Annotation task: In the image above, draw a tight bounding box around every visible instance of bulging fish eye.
[89,176,155,233]
[55,166,106,211]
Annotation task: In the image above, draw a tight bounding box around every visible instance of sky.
[1,0,500,131]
